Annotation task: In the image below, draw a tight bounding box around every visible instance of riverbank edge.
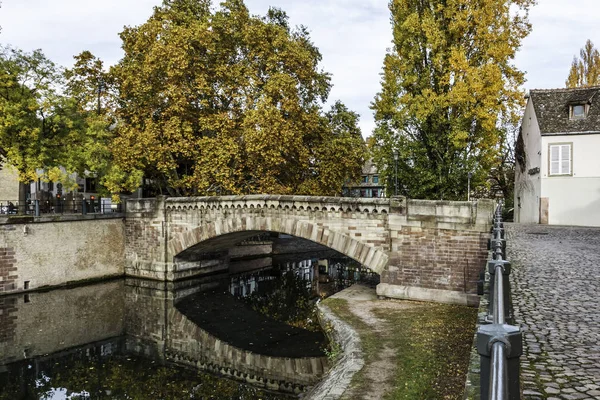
[302,301,364,400]
[0,273,125,297]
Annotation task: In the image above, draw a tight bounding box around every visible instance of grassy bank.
[322,297,477,400]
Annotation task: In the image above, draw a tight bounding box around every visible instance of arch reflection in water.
[0,253,377,398]
[0,280,291,399]
[166,252,378,392]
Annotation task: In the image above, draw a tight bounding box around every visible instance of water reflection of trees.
[0,341,287,400]
[234,263,321,332]
[230,256,380,332]
[322,259,380,293]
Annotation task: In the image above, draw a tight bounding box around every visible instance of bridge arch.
[167,215,388,274]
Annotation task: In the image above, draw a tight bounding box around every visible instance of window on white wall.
[549,143,572,176]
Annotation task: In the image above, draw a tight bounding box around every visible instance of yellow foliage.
[371,0,534,200]
[108,0,365,197]
[566,39,600,88]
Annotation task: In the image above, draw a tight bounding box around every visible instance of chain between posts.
[477,203,523,400]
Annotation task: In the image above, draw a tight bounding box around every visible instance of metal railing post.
[487,260,511,319]
[478,323,522,400]
[478,203,523,400]
[35,199,40,217]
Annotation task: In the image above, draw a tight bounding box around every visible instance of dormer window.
[570,104,587,119]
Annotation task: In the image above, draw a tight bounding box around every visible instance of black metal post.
[468,171,473,201]
[478,323,522,400]
[393,150,399,196]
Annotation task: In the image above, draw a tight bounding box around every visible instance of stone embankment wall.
[125,198,167,281]
[0,218,125,295]
[0,280,125,365]
[126,196,493,305]
[305,302,364,399]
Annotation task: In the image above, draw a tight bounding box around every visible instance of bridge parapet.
[165,194,397,214]
[126,197,162,215]
[125,196,492,232]
[404,199,492,231]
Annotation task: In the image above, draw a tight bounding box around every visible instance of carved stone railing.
[126,195,493,231]
[164,195,396,215]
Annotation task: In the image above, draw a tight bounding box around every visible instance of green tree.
[0,46,123,194]
[371,0,534,200]
[63,51,140,198]
[299,101,366,195]
[0,46,79,185]
[566,39,600,88]
[109,0,364,197]
[481,126,515,214]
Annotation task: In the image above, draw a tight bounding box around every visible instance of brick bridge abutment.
[126,195,493,306]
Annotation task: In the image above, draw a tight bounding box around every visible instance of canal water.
[0,251,378,399]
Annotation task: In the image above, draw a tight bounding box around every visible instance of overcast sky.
[1,0,599,137]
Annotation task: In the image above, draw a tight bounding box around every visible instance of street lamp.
[467,171,473,201]
[393,150,399,196]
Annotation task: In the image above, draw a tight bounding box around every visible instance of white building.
[515,86,600,226]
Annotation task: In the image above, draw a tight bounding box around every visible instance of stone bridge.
[125,195,494,305]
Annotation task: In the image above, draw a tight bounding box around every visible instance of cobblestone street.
[507,224,600,400]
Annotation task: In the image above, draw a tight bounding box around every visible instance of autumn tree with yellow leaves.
[1,0,365,199]
[106,0,365,197]
[566,39,600,88]
[371,0,534,200]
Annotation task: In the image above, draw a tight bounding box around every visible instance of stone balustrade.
[165,194,396,214]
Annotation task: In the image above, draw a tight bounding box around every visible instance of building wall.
[343,159,386,198]
[540,134,600,226]
[0,166,21,202]
[0,218,125,294]
[515,99,542,224]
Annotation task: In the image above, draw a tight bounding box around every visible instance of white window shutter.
[561,145,571,174]
[550,145,560,175]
